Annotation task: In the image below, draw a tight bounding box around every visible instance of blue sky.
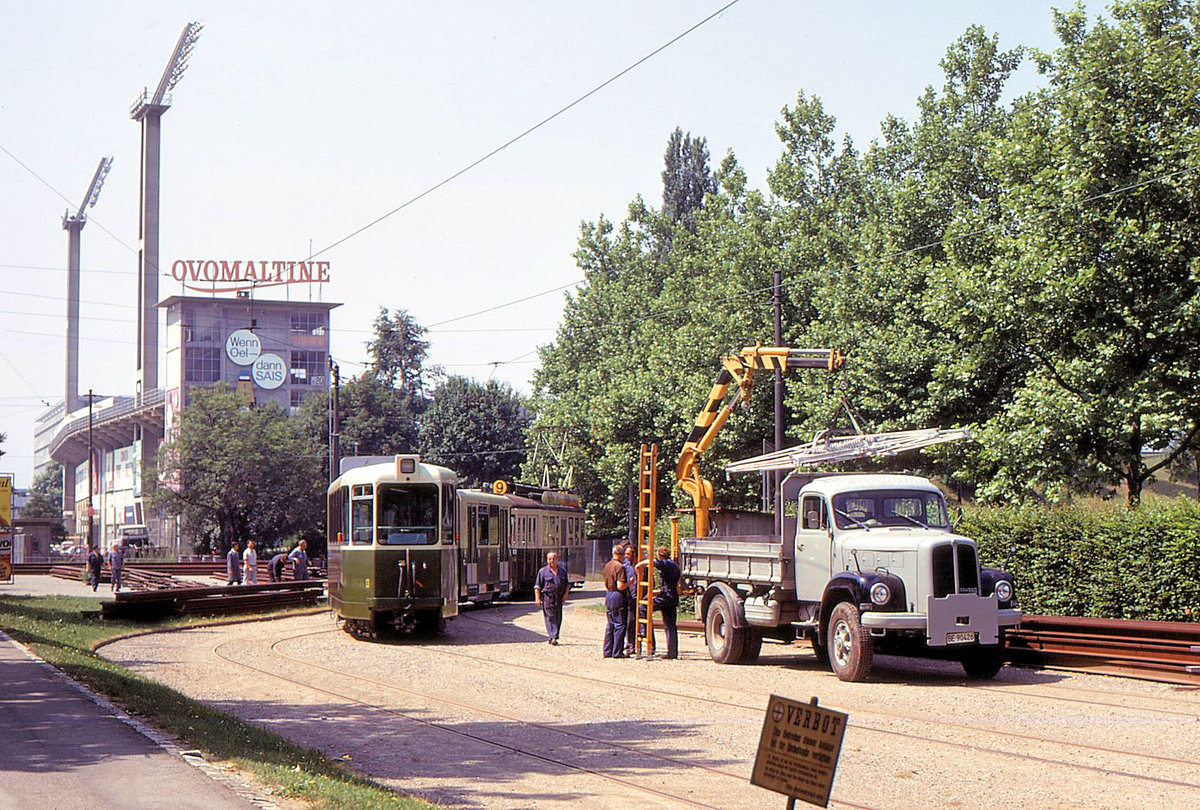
[0,1,1089,484]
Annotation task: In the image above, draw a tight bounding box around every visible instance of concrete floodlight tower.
[62,156,113,415]
[129,21,202,400]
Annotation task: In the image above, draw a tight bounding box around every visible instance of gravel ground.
[99,583,1200,810]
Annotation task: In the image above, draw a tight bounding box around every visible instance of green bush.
[962,500,1200,622]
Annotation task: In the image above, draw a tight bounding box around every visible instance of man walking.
[534,550,570,645]
[602,543,629,658]
[107,541,126,593]
[637,546,682,659]
[226,540,242,586]
[86,546,103,591]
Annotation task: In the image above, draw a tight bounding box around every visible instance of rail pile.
[99,580,326,620]
[1005,614,1200,684]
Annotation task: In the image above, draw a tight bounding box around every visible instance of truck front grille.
[932,542,980,598]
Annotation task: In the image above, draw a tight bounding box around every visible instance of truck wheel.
[742,629,763,663]
[827,602,873,682]
[705,595,746,664]
[811,636,831,669]
[415,610,446,636]
[960,645,1005,679]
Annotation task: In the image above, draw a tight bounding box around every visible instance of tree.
[943,0,1200,505]
[367,307,434,395]
[662,127,718,233]
[145,385,326,555]
[419,376,529,485]
[22,462,66,542]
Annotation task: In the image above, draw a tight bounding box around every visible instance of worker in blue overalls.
[622,544,639,656]
[602,544,629,658]
[534,550,570,645]
[636,546,681,659]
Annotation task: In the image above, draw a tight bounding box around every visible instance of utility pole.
[773,268,784,533]
[87,389,95,549]
[328,358,341,481]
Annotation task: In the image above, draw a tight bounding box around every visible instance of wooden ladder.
[634,443,658,657]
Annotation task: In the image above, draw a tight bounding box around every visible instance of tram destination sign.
[751,694,847,807]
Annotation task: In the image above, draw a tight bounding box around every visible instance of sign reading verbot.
[751,695,847,808]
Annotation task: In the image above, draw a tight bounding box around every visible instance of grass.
[0,594,440,810]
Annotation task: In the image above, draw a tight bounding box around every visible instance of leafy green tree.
[945,0,1200,505]
[367,307,434,395]
[419,376,529,485]
[145,385,326,555]
[662,127,718,233]
[22,462,66,542]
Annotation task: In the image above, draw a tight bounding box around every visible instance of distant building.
[46,294,339,553]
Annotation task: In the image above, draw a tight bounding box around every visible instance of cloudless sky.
[0,1,1093,485]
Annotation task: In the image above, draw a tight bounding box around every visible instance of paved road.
[0,631,260,810]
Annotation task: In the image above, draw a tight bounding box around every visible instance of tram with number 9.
[328,454,587,637]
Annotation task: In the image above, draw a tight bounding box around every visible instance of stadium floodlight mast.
[62,157,113,414]
[129,21,203,400]
[130,21,204,117]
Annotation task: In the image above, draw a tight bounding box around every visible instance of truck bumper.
[861,601,1022,645]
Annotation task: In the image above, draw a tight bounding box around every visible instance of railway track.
[671,613,1200,684]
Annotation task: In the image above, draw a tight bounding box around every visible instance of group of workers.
[225,539,311,585]
[534,542,680,658]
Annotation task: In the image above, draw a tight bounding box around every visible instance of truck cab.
[682,472,1021,681]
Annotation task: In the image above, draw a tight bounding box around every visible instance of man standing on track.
[622,544,639,656]
[534,550,570,645]
[636,546,681,659]
[242,539,258,585]
[226,540,242,586]
[289,539,309,581]
[602,543,629,658]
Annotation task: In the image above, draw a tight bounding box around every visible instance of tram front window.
[376,484,440,545]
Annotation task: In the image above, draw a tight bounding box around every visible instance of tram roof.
[329,456,457,492]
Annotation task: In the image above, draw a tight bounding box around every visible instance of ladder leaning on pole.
[635,443,658,657]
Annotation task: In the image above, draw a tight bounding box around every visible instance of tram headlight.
[869,582,891,606]
[994,580,1013,603]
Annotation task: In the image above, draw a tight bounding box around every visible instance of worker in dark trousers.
[268,552,287,582]
[622,544,639,656]
[602,544,629,658]
[86,546,103,591]
[637,546,682,659]
[534,550,570,645]
[226,540,242,585]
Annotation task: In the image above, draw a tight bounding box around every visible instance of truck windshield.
[831,489,948,530]
[376,484,440,545]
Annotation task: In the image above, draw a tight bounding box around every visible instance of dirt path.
[101,585,1200,809]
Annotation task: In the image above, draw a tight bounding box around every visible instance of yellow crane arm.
[676,345,843,538]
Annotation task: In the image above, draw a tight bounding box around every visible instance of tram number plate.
[947,631,976,644]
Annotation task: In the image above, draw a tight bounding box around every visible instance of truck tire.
[705,595,746,664]
[827,602,873,682]
[742,629,763,663]
[811,636,831,669]
[960,645,1005,679]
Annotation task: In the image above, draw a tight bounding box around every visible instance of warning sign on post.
[751,695,848,807]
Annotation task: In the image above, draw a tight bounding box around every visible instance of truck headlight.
[869,582,891,605]
[994,580,1013,602]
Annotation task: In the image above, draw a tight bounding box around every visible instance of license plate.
[947,631,976,644]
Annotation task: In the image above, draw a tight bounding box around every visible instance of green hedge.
[962,500,1200,622]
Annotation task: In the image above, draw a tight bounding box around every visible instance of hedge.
[962,500,1200,622]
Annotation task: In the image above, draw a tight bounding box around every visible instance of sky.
[0,1,1093,485]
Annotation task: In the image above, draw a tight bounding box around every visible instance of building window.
[184,347,222,382]
[290,351,325,386]
[290,311,326,335]
[290,388,316,408]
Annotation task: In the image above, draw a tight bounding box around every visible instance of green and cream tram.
[328,455,458,636]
